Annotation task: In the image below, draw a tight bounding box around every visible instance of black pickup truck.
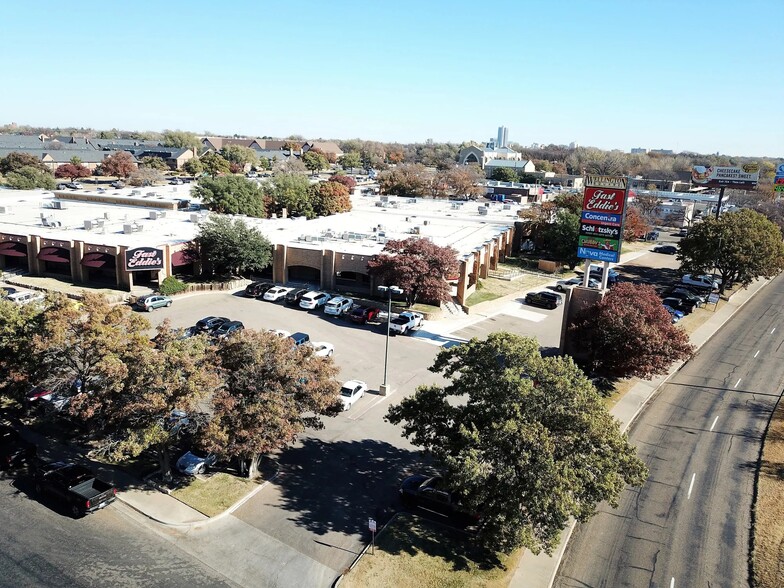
[34,461,116,518]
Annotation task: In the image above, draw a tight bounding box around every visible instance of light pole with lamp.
[377,285,403,396]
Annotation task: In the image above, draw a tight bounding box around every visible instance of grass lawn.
[465,290,502,306]
[340,514,521,588]
[171,472,259,517]
[753,397,784,588]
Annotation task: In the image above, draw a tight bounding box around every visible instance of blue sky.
[3,1,781,156]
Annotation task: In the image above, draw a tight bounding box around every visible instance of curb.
[332,512,402,587]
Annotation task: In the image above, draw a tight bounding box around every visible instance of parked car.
[645,230,660,241]
[663,304,685,324]
[662,296,697,315]
[308,342,334,357]
[284,288,309,306]
[176,450,217,476]
[339,380,367,410]
[34,461,116,518]
[299,291,331,310]
[678,228,689,237]
[110,180,125,189]
[390,311,424,335]
[212,320,244,339]
[349,305,380,324]
[289,332,310,346]
[653,244,678,255]
[587,265,620,284]
[57,182,82,190]
[681,274,719,291]
[555,277,600,292]
[169,178,184,185]
[525,291,562,310]
[0,425,37,470]
[195,316,230,333]
[7,291,45,306]
[263,286,293,302]
[324,296,354,316]
[663,288,704,307]
[668,285,710,303]
[135,294,172,312]
[245,281,274,297]
[399,474,480,526]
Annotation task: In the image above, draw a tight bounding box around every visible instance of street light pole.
[378,285,403,396]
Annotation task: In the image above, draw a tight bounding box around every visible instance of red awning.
[81,252,116,268]
[38,246,71,264]
[171,250,193,267]
[0,241,27,257]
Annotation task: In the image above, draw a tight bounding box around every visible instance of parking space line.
[710,416,719,431]
[346,394,392,421]
[754,350,760,358]
[734,378,742,389]
[687,473,696,499]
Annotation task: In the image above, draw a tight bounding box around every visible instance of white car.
[339,380,367,411]
[555,277,600,292]
[7,291,45,306]
[263,286,293,302]
[299,291,331,310]
[324,296,353,316]
[268,329,291,338]
[308,341,334,357]
[681,274,720,290]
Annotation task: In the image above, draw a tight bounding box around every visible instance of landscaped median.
[170,473,260,517]
[338,514,521,588]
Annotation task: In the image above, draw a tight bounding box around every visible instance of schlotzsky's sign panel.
[578,175,628,263]
[691,164,760,189]
[125,247,164,272]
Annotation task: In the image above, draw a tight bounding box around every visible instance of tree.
[268,172,314,218]
[633,193,660,223]
[182,157,203,176]
[442,165,485,199]
[491,168,519,182]
[256,156,271,171]
[99,151,136,178]
[0,151,49,175]
[193,175,266,217]
[54,163,92,181]
[367,237,458,306]
[191,216,272,277]
[5,165,56,190]
[543,209,580,269]
[553,192,582,215]
[0,297,44,401]
[205,330,341,477]
[220,144,258,169]
[129,167,164,186]
[69,156,83,166]
[386,332,648,554]
[329,173,356,191]
[200,152,231,178]
[679,209,784,293]
[302,150,329,176]
[162,130,200,152]
[570,283,694,379]
[753,199,784,235]
[623,207,651,242]
[338,151,362,172]
[378,163,429,197]
[311,181,351,216]
[140,156,169,171]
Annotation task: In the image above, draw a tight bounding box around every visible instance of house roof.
[128,147,191,160]
[0,148,110,163]
[92,139,162,150]
[0,134,95,151]
[255,150,291,160]
[484,159,533,169]
[307,141,343,155]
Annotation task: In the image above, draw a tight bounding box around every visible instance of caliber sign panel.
[578,176,628,263]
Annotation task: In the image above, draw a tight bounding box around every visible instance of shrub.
[159,276,187,296]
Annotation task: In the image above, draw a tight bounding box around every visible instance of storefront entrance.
[81,252,117,285]
[0,241,28,271]
[38,246,72,277]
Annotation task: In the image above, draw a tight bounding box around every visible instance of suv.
[212,320,244,339]
[195,316,229,333]
[681,274,719,291]
[399,474,480,528]
[289,332,310,346]
[324,296,353,316]
[285,288,309,306]
[525,291,562,310]
[245,281,274,297]
[134,294,172,312]
[7,291,45,306]
[349,305,380,324]
[299,291,331,310]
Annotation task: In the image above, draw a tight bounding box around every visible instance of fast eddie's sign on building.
[577,175,629,264]
[124,247,164,272]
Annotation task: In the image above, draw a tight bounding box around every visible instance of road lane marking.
[710,416,719,431]
[735,378,742,388]
[754,350,760,358]
[670,578,675,588]
[772,328,776,334]
[687,473,696,499]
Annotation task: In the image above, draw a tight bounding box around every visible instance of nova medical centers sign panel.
[578,175,629,264]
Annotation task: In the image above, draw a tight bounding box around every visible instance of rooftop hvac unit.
[0,206,10,214]
[189,213,201,223]
[149,210,167,220]
[84,220,94,230]
[51,200,63,209]
[478,207,488,216]
[375,201,384,207]
[146,192,156,197]
[423,220,429,225]
[412,226,420,234]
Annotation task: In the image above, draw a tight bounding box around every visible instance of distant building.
[631,147,648,154]
[496,126,509,148]
[649,149,674,155]
[569,142,578,149]
[483,159,536,175]
[458,126,522,169]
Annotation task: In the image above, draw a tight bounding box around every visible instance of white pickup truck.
[389,311,424,335]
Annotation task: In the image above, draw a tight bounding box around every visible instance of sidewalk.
[509,276,771,588]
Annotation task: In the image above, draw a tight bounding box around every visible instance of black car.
[399,474,480,527]
[0,425,37,470]
[653,245,678,255]
[213,320,244,339]
[245,281,274,297]
[195,316,230,333]
[284,288,309,306]
[663,288,705,306]
[661,296,698,314]
[525,291,563,310]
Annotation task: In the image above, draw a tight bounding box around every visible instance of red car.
[349,305,380,324]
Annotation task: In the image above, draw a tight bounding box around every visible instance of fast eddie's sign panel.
[125,247,164,272]
[691,164,760,189]
[578,175,629,264]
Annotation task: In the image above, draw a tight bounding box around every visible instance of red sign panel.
[582,187,627,215]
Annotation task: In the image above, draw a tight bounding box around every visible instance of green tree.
[191,216,272,277]
[129,168,164,186]
[310,180,352,216]
[256,156,271,171]
[69,155,83,166]
[5,165,56,190]
[0,152,49,175]
[553,192,582,215]
[491,168,519,182]
[162,130,201,152]
[140,156,169,171]
[194,175,266,217]
[679,208,784,293]
[220,144,258,169]
[378,163,429,197]
[386,332,648,555]
[269,172,314,218]
[338,151,362,172]
[205,330,341,477]
[200,152,231,178]
[302,150,328,175]
[0,297,44,401]
[182,157,204,176]
[543,209,580,269]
